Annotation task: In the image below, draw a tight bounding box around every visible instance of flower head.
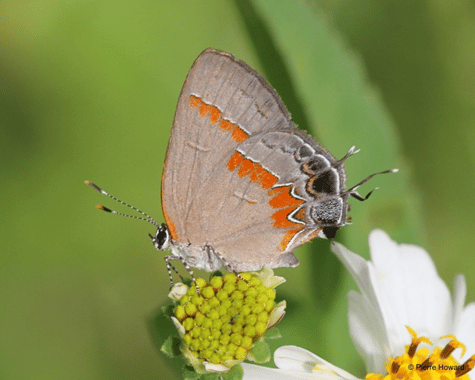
[242,230,475,380]
[334,230,475,374]
[163,268,286,376]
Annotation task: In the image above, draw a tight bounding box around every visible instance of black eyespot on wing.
[309,170,338,195]
[322,226,339,239]
[302,156,328,174]
[296,144,313,161]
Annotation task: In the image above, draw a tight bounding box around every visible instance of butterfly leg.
[164,255,184,287]
[180,257,199,292]
[164,255,200,292]
[206,246,249,284]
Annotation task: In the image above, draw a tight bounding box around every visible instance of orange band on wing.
[225,147,309,253]
[189,95,248,141]
[199,103,211,117]
[271,206,302,228]
[249,165,265,183]
[292,207,307,223]
[250,166,278,189]
[227,151,278,190]
[220,120,233,131]
[161,201,177,240]
[301,229,321,244]
[260,172,278,189]
[268,186,304,209]
[209,106,220,124]
[231,125,249,143]
[278,228,302,252]
[238,159,258,177]
[187,95,310,253]
[268,188,308,251]
[227,151,245,171]
[190,95,201,108]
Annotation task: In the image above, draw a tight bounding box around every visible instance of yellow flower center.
[365,327,474,380]
[175,272,276,364]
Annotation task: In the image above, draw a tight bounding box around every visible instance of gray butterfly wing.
[162,49,347,271]
[161,48,293,242]
[185,129,347,271]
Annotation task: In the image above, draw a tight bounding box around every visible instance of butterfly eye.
[154,224,170,250]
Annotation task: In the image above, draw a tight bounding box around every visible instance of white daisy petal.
[333,229,457,373]
[274,346,359,379]
[332,238,395,372]
[274,345,319,372]
[255,267,286,289]
[457,301,475,362]
[396,236,451,341]
[330,240,379,309]
[203,362,230,373]
[367,230,411,348]
[453,274,467,331]
[246,230,474,380]
[168,282,188,301]
[268,300,286,328]
[369,230,452,343]
[347,290,391,372]
[242,363,329,379]
[170,316,185,337]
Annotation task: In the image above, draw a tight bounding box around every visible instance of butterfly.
[86,48,396,284]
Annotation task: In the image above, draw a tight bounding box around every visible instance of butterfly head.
[149,224,171,251]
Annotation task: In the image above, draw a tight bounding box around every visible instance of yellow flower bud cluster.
[175,273,276,364]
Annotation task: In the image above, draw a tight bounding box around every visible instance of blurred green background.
[2,1,475,379]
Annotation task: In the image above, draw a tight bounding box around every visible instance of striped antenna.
[84,181,159,227]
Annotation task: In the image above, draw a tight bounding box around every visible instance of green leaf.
[161,304,175,318]
[182,366,202,380]
[209,271,223,280]
[249,0,424,248]
[263,327,281,340]
[201,373,220,380]
[220,365,244,380]
[247,341,271,363]
[160,336,181,358]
